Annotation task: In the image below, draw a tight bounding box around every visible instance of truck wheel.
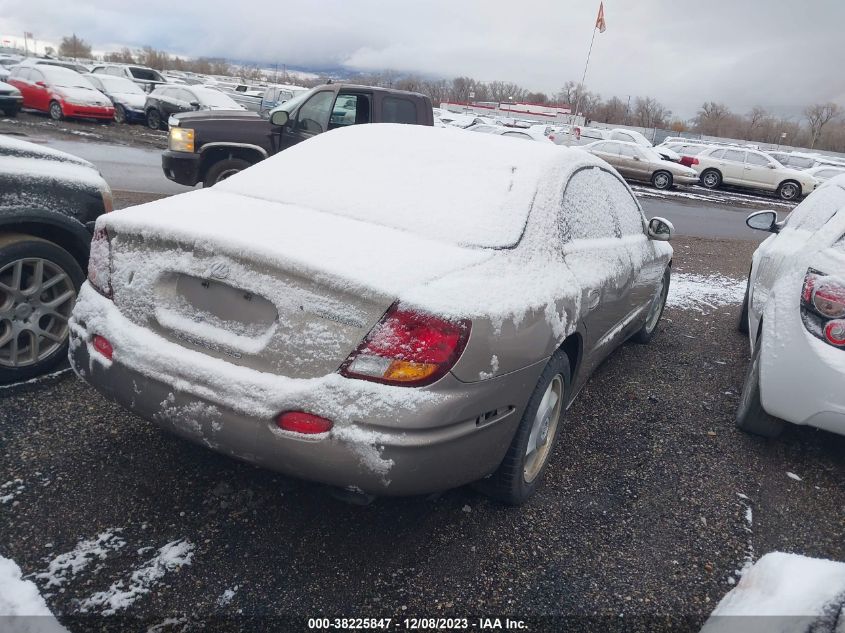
[0,235,84,385]
[204,158,252,187]
[735,327,785,438]
[478,351,570,505]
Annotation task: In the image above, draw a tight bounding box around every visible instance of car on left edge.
[6,65,114,122]
[0,135,113,384]
[0,80,23,117]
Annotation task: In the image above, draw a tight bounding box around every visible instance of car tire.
[632,267,671,344]
[113,104,126,124]
[49,101,63,121]
[204,158,252,187]
[777,180,801,201]
[479,351,571,505]
[735,326,785,438]
[738,274,751,334]
[651,170,673,190]
[0,235,84,385]
[146,108,162,130]
[700,169,722,189]
[2,108,17,118]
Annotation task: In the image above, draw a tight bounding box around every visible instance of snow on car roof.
[217,123,586,249]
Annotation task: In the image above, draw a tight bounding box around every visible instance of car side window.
[599,171,646,236]
[330,93,370,128]
[30,69,44,84]
[382,97,417,124]
[92,67,105,74]
[619,144,639,158]
[709,149,725,159]
[746,152,771,167]
[295,90,334,134]
[723,149,746,163]
[560,167,621,242]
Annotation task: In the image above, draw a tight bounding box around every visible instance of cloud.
[1,0,842,119]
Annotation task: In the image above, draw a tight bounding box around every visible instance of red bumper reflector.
[92,335,113,360]
[276,411,333,435]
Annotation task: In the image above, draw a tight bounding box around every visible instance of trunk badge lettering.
[209,262,230,280]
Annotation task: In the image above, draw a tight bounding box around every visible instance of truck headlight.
[169,127,195,153]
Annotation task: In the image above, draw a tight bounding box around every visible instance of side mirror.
[647,217,674,241]
[746,210,781,233]
[632,155,641,161]
[190,101,200,109]
[767,163,777,169]
[269,109,289,126]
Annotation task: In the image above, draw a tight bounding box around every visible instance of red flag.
[595,2,607,33]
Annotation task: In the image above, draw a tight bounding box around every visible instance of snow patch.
[0,556,68,631]
[36,530,126,589]
[666,272,745,313]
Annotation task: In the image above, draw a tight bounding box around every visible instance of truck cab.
[162,83,434,187]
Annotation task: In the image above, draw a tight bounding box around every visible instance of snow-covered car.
[658,141,712,168]
[805,165,845,183]
[694,146,819,201]
[144,85,244,130]
[735,176,845,437]
[608,129,680,162]
[7,65,114,122]
[583,140,698,189]
[0,135,113,384]
[466,123,551,142]
[85,74,147,124]
[69,124,674,504]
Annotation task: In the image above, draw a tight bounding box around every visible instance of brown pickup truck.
[162,83,434,187]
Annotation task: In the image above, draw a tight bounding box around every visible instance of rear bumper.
[162,150,201,186]
[69,285,541,495]
[674,173,699,185]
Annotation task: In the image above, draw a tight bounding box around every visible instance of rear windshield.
[97,76,144,94]
[193,88,240,108]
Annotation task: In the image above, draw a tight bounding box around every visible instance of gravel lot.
[2,221,844,632]
[1,110,167,149]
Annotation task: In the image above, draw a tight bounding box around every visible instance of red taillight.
[690,157,699,166]
[276,411,333,435]
[801,271,818,303]
[92,335,113,360]
[825,320,845,346]
[340,304,471,387]
[813,280,845,319]
[88,227,113,298]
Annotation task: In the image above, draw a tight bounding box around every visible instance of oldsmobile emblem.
[209,261,230,280]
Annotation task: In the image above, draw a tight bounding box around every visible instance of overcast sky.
[1,0,843,119]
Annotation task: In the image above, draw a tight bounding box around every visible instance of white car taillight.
[88,227,113,299]
[801,269,845,350]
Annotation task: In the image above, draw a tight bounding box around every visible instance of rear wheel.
[777,181,800,201]
[735,327,785,438]
[632,267,670,344]
[651,170,673,190]
[204,158,252,187]
[49,101,63,121]
[700,169,721,189]
[480,351,570,505]
[146,108,162,130]
[0,235,84,385]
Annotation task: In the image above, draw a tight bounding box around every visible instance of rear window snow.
[216,123,577,249]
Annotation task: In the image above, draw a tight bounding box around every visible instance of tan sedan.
[584,140,699,190]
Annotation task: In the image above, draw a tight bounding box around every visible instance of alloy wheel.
[0,258,76,368]
[523,375,563,483]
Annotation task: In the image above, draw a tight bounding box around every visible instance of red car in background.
[7,65,114,121]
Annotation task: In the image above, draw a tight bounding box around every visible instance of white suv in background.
[694,146,819,200]
[736,176,845,437]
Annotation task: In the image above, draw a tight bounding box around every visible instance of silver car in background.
[69,124,674,505]
[584,140,698,189]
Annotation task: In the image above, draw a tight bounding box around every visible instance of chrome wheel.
[645,274,668,332]
[653,172,671,189]
[0,258,76,368]
[702,171,720,188]
[49,102,63,121]
[779,183,799,200]
[523,374,563,483]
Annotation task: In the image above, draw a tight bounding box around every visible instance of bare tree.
[104,47,135,64]
[58,34,91,59]
[805,102,841,149]
[487,81,527,102]
[693,101,732,136]
[745,106,768,139]
[449,76,476,103]
[633,96,671,128]
[524,91,548,104]
[591,96,628,124]
[44,45,55,57]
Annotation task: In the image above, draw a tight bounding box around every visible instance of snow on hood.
[54,86,111,107]
[111,92,146,110]
[0,134,94,167]
[702,552,845,633]
[0,154,107,190]
[216,123,593,249]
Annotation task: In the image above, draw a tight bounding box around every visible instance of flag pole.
[572,25,598,132]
